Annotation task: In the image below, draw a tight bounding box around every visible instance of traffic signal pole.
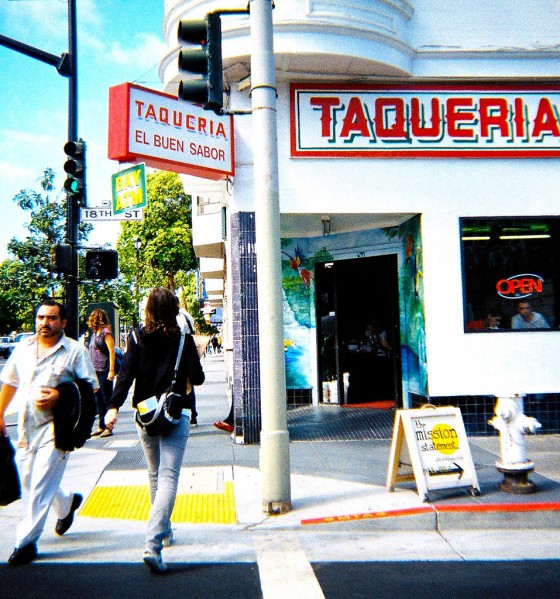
[250,0,292,514]
[66,0,80,340]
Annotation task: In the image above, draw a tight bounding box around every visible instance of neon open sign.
[496,274,544,299]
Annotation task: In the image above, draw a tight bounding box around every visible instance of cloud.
[105,33,167,69]
[0,0,101,52]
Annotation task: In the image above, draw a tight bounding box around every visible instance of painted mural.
[280,215,427,400]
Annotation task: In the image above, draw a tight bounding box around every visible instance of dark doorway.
[316,255,401,406]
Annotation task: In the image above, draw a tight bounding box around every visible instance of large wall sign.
[108,83,234,180]
[291,83,560,158]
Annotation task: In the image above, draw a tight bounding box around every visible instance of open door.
[316,255,401,406]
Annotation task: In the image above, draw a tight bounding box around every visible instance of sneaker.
[99,428,113,438]
[190,421,198,428]
[143,551,167,573]
[162,530,174,547]
[91,428,105,437]
[55,493,83,536]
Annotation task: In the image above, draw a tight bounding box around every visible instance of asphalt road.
[1,560,559,599]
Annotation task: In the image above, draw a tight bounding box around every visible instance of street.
[1,354,560,598]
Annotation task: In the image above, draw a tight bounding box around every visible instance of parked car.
[0,336,13,358]
[5,332,34,358]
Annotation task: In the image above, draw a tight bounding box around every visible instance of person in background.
[87,309,117,437]
[176,300,199,427]
[363,319,392,357]
[214,404,234,433]
[0,300,98,565]
[511,301,550,329]
[105,287,205,574]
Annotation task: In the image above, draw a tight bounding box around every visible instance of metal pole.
[66,0,79,339]
[250,0,291,514]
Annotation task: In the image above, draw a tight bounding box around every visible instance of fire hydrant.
[488,394,542,494]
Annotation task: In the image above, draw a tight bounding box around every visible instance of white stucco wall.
[165,0,560,398]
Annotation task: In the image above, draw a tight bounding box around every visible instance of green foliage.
[0,168,91,332]
[0,167,201,336]
[117,170,198,322]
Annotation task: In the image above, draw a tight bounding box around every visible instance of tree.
[0,168,134,335]
[117,170,203,326]
[0,168,93,332]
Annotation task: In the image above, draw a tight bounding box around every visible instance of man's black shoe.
[8,543,37,565]
[55,493,83,536]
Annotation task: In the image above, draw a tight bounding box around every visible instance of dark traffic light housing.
[52,243,73,274]
[177,13,223,114]
[85,250,118,280]
[63,138,86,205]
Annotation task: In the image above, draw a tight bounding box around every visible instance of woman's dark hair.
[144,287,179,336]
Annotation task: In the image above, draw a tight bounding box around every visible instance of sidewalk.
[1,353,560,565]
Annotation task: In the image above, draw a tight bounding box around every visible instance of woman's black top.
[109,327,204,412]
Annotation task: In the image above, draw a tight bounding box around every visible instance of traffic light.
[63,139,86,205]
[52,243,73,274]
[85,250,118,280]
[177,13,223,114]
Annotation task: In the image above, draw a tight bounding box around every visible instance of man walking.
[0,300,98,565]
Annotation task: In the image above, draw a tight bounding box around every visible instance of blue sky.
[0,0,167,260]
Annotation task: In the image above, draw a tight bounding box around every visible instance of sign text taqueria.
[290,84,560,158]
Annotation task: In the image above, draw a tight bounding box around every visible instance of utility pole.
[66,0,80,340]
[250,0,292,514]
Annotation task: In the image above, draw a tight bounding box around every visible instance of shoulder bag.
[135,331,185,436]
[0,435,21,506]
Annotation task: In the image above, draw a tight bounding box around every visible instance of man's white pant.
[15,424,74,549]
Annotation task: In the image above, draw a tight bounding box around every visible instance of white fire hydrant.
[488,394,541,494]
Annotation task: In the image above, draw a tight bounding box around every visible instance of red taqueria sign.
[108,83,234,179]
[496,274,544,299]
[290,83,560,158]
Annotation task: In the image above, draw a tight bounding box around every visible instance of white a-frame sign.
[386,407,481,502]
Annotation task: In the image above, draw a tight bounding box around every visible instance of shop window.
[460,217,560,332]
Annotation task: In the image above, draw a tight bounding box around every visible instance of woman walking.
[104,288,204,573]
[87,308,117,437]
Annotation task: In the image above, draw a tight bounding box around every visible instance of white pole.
[250,0,291,514]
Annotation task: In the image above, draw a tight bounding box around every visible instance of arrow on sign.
[428,463,464,479]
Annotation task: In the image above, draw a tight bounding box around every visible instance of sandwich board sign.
[386,407,480,502]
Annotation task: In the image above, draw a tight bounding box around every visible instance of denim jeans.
[95,369,112,429]
[137,412,190,554]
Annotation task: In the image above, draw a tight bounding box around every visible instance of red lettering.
[513,97,526,138]
[446,98,475,138]
[479,98,510,137]
[374,98,406,138]
[145,103,157,120]
[310,97,341,137]
[410,97,442,138]
[215,123,227,138]
[496,279,511,295]
[496,276,544,297]
[532,98,560,138]
[340,97,371,139]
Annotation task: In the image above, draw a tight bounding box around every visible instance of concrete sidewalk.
[1,353,560,566]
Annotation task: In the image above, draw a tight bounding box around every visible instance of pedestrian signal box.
[85,250,118,280]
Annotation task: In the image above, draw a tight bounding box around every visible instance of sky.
[0,0,168,260]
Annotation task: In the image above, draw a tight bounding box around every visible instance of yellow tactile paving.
[80,468,237,524]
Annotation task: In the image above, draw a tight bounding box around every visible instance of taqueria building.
[159,0,560,443]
